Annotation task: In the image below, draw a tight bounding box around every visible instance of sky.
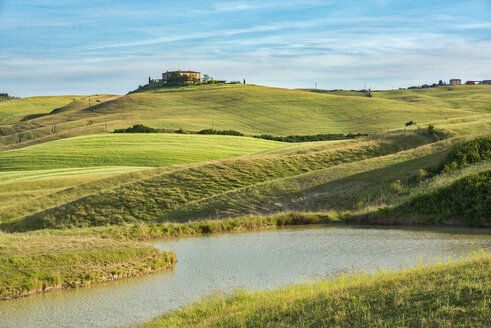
[0,0,490,97]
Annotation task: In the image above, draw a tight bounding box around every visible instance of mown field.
[0,133,281,170]
[0,83,489,313]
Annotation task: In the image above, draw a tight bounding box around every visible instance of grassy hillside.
[1,84,484,150]
[1,130,450,231]
[0,86,488,227]
[160,137,459,222]
[0,95,83,125]
[393,170,490,225]
[308,85,491,113]
[138,255,490,328]
[0,95,119,126]
[374,85,491,113]
[0,133,282,170]
[0,166,149,213]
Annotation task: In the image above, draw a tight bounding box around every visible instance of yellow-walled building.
[162,70,201,82]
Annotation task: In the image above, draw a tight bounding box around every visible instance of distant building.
[465,81,475,85]
[162,70,201,82]
[449,78,462,85]
[482,80,491,85]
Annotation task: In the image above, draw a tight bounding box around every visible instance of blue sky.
[1,0,490,96]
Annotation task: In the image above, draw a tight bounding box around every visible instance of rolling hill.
[0,84,489,231]
[0,83,489,305]
[1,84,487,150]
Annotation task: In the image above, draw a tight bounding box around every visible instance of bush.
[396,171,490,225]
[197,129,244,136]
[254,133,367,143]
[114,124,157,133]
[439,136,491,173]
[389,180,403,194]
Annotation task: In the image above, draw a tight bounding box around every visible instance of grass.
[1,84,485,149]
[311,85,491,113]
[0,95,84,125]
[40,212,334,241]
[392,170,490,225]
[160,136,460,222]
[137,254,490,328]
[0,231,176,300]
[1,131,445,230]
[0,94,119,126]
[373,84,491,113]
[0,133,282,170]
[0,166,148,207]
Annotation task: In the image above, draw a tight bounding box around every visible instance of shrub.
[389,180,403,194]
[197,129,244,136]
[254,133,367,143]
[439,136,491,173]
[396,171,490,225]
[416,168,428,182]
[114,124,157,133]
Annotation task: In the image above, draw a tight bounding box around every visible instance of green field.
[0,130,441,230]
[0,133,282,170]
[138,255,490,328]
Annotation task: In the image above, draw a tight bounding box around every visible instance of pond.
[0,225,489,328]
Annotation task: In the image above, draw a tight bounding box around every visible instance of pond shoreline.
[1,211,488,302]
[1,223,489,328]
[0,263,175,301]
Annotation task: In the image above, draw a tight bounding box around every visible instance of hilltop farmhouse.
[449,78,462,85]
[162,70,200,82]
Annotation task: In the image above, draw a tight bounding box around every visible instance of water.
[0,225,489,328]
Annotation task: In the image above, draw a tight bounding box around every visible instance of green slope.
[393,170,490,225]
[373,85,491,113]
[0,95,84,125]
[308,85,491,113]
[2,131,446,230]
[0,84,482,149]
[0,133,282,171]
